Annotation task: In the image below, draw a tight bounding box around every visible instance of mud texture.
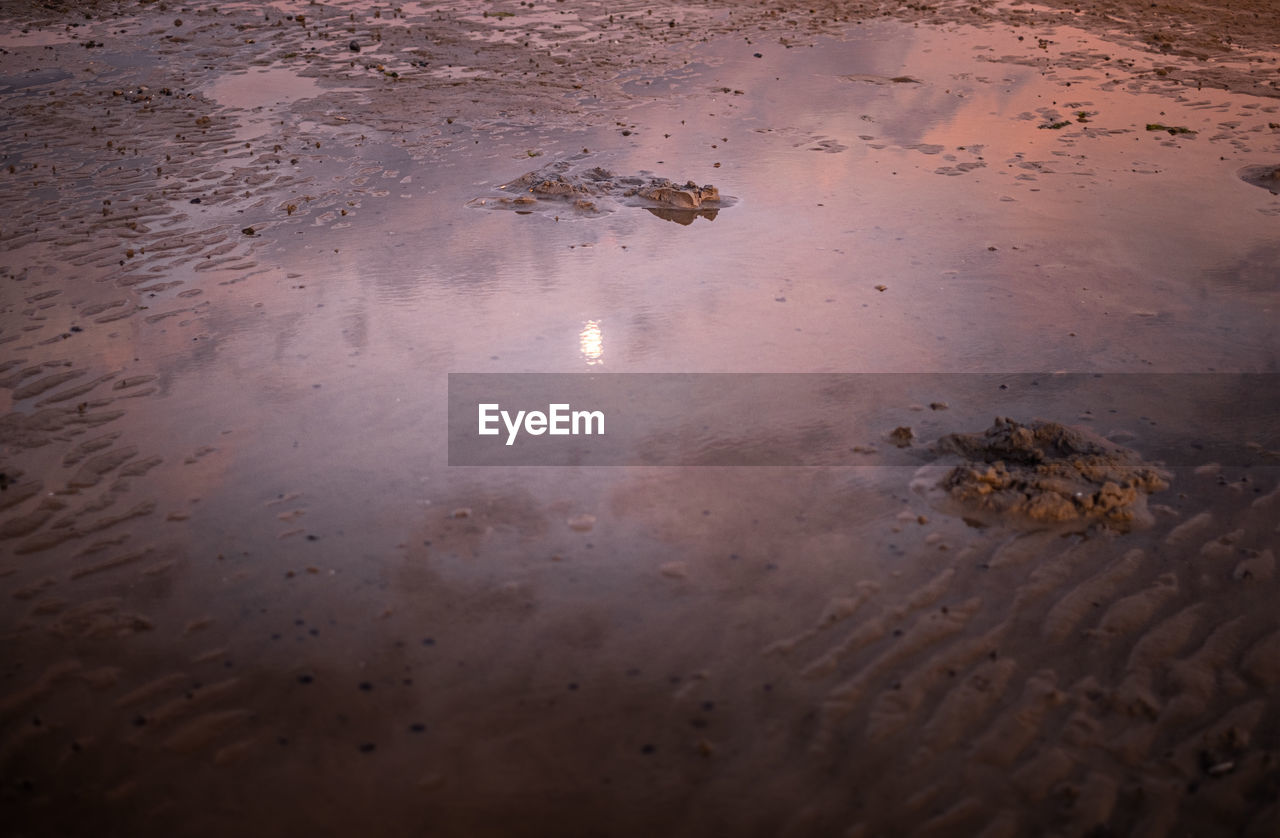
[1,0,1277,837]
[1239,163,1280,194]
[469,157,729,220]
[934,417,1170,530]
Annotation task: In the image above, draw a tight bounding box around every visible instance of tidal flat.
[2,1,1278,835]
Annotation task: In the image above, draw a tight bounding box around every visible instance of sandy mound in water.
[929,417,1170,531]
[468,157,730,219]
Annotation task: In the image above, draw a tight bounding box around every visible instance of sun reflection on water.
[579,320,604,366]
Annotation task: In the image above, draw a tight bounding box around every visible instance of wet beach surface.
[2,1,1278,835]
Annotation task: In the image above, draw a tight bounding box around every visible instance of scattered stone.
[659,561,688,579]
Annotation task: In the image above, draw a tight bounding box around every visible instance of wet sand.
[2,1,1279,836]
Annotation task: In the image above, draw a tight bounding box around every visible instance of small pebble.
[567,513,595,532]
[659,561,688,579]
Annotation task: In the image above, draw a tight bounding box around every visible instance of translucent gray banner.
[447,373,1279,467]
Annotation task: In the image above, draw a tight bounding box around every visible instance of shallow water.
[2,2,1278,836]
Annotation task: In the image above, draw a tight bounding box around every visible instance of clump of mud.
[468,157,732,221]
[927,417,1170,531]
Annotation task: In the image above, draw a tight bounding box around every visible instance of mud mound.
[468,157,732,221]
[929,417,1170,531]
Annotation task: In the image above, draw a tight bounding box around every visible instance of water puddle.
[0,67,71,94]
[0,29,76,48]
[2,3,1278,836]
[201,66,329,110]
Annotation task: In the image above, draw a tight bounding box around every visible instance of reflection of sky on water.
[235,22,1272,385]
[5,10,1277,832]
[202,67,329,109]
[117,18,1279,550]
